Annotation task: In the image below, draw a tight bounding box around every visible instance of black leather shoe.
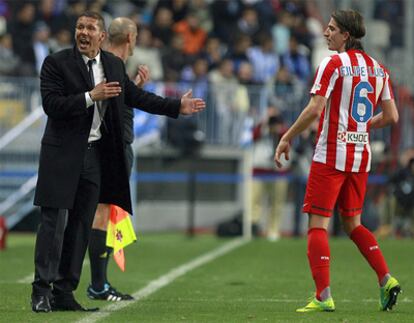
[31,294,51,313]
[51,297,99,312]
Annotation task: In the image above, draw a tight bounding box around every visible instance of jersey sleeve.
[380,70,394,101]
[310,56,339,98]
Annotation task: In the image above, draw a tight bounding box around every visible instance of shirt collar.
[82,51,101,65]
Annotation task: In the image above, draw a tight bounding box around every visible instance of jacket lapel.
[101,50,115,82]
[72,46,93,89]
[100,50,120,109]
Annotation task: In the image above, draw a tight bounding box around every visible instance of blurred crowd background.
[0,0,413,238]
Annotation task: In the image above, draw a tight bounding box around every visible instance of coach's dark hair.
[331,9,365,51]
[78,11,106,31]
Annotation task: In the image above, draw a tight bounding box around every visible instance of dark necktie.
[87,59,95,87]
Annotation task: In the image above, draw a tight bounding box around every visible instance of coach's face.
[75,16,106,58]
[324,18,348,53]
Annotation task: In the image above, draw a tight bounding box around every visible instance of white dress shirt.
[83,52,105,142]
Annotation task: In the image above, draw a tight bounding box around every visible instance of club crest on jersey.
[337,131,369,144]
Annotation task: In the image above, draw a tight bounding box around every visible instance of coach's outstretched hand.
[179,90,206,115]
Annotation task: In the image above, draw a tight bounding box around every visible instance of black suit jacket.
[34,46,180,214]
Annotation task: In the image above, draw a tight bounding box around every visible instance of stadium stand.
[0,0,413,236]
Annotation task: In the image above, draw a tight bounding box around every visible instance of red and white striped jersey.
[310,49,394,173]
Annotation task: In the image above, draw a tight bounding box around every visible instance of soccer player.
[274,9,401,312]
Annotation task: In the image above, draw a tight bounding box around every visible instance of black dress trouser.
[32,145,101,298]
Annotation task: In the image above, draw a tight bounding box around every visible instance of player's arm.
[371,99,399,129]
[274,95,326,168]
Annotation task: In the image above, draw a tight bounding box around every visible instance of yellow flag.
[106,204,137,271]
[113,249,126,272]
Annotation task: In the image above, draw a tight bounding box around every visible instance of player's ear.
[342,31,350,41]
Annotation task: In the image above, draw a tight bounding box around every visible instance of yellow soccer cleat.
[296,297,335,313]
[379,276,401,311]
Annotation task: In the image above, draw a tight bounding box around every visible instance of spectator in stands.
[88,0,113,29]
[161,33,189,82]
[281,35,311,84]
[127,26,164,81]
[250,107,289,241]
[271,10,294,55]
[188,0,213,34]
[150,6,174,48]
[7,2,37,76]
[35,0,63,35]
[179,55,210,132]
[247,32,280,84]
[53,0,87,38]
[0,0,9,18]
[32,21,51,75]
[236,61,262,117]
[0,16,5,34]
[49,28,73,53]
[209,58,249,145]
[173,11,207,57]
[227,33,252,73]
[180,56,209,100]
[370,145,397,239]
[203,36,225,71]
[292,17,313,51]
[281,0,308,18]
[374,0,404,47]
[237,60,255,86]
[251,0,277,30]
[154,0,189,23]
[105,0,144,19]
[273,66,294,97]
[234,6,262,45]
[271,65,305,112]
[0,33,20,76]
[210,0,243,44]
[389,156,414,237]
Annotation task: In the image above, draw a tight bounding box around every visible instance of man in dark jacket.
[31,11,205,313]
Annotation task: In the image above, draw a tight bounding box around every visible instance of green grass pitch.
[0,233,413,322]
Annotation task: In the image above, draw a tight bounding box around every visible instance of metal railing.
[0,77,43,228]
[0,77,412,231]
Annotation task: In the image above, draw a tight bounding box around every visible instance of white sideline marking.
[17,274,33,284]
[77,238,247,323]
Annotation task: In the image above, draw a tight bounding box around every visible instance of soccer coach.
[31,11,205,312]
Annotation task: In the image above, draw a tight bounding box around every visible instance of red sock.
[350,225,389,283]
[307,228,330,300]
